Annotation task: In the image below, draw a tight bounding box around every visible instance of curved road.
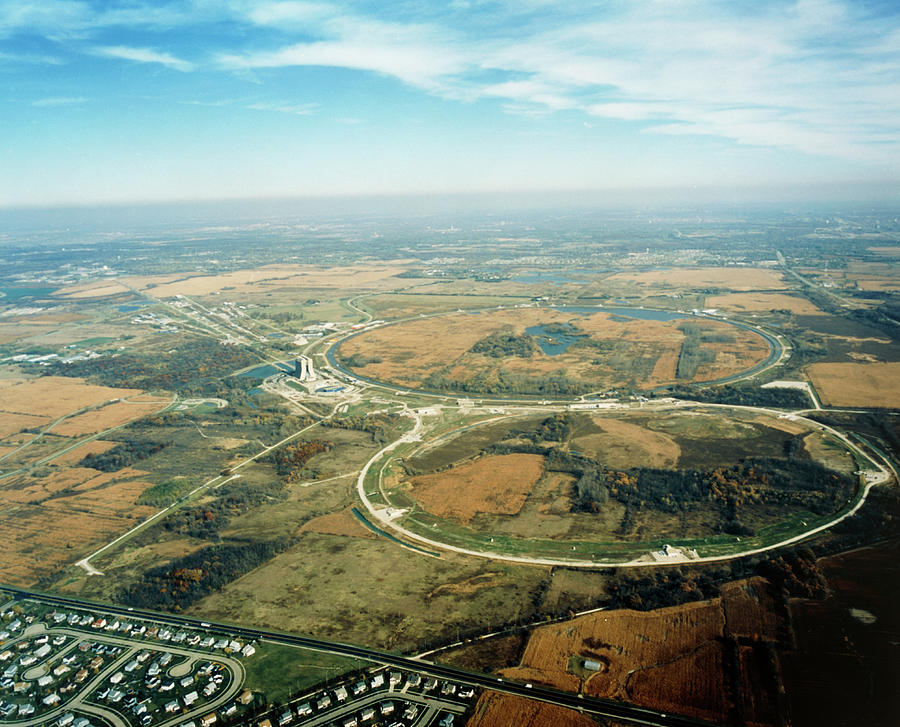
[2,625,244,727]
[355,402,894,569]
[321,303,789,403]
[0,585,719,727]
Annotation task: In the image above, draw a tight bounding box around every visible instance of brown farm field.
[0,411,51,438]
[54,263,415,299]
[500,577,785,724]
[44,440,118,465]
[406,453,545,524]
[705,292,823,315]
[806,362,900,407]
[466,691,598,727]
[299,508,376,539]
[338,307,769,394]
[0,466,155,585]
[0,376,143,419]
[627,641,728,722]
[605,267,787,291]
[51,397,170,436]
[571,417,680,469]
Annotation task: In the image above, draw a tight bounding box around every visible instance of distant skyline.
[2,0,899,208]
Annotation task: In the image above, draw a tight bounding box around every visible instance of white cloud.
[32,96,87,106]
[0,1,206,39]
[95,45,195,72]
[460,2,900,163]
[220,38,462,88]
[244,1,333,26]
[246,101,318,115]
[5,0,899,165]
[0,50,64,65]
[0,0,89,38]
[221,5,467,87]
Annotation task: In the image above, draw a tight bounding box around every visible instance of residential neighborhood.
[0,593,477,727]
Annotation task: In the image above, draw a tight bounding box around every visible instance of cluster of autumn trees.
[661,383,812,408]
[79,438,170,472]
[470,329,538,358]
[321,413,394,444]
[160,478,287,540]
[591,458,854,535]
[118,538,294,610]
[535,412,573,442]
[607,546,827,612]
[268,439,333,482]
[39,337,259,395]
[425,368,586,396]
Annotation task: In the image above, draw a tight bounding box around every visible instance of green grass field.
[242,642,373,703]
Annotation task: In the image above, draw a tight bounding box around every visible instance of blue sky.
[1,0,899,207]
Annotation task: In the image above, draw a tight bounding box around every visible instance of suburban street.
[1,585,721,727]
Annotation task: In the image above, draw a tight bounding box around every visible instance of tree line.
[79,438,170,472]
[36,337,259,395]
[470,329,539,358]
[117,538,294,611]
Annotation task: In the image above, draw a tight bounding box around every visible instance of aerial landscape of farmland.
[0,203,898,726]
[2,0,900,725]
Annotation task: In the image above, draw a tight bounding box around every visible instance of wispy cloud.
[218,12,466,88]
[31,95,87,106]
[95,45,195,72]
[213,1,900,161]
[0,50,64,65]
[246,101,319,115]
[3,0,899,164]
[0,1,203,40]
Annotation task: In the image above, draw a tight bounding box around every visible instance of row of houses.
[254,667,473,727]
[46,609,256,657]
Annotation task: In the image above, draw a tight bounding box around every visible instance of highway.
[1,584,722,727]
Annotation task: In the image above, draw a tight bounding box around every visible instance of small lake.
[515,272,582,286]
[528,306,691,356]
[237,362,293,379]
[526,322,586,356]
[0,286,57,301]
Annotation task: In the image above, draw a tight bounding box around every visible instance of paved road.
[354,401,895,569]
[77,401,344,575]
[286,688,467,727]
[0,394,175,478]
[0,585,720,727]
[2,623,244,727]
[320,303,788,403]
